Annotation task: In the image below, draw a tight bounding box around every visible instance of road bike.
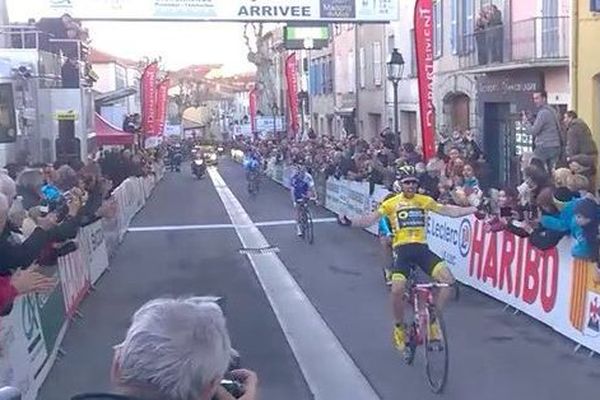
[296,198,314,244]
[403,267,450,394]
[247,170,260,196]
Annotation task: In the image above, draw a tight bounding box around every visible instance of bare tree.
[243,23,277,115]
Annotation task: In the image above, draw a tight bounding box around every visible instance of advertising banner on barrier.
[0,298,35,399]
[80,220,110,284]
[426,214,600,353]
[325,177,383,233]
[58,248,91,318]
[0,293,53,400]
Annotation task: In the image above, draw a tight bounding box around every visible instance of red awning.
[92,113,135,146]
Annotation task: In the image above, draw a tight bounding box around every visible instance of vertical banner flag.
[155,77,170,136]
[285,53,300,138]
[141,62,158,136]
[249,87,257,138]
[414,0,436,160]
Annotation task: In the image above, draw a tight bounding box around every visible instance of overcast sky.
[6,0,258,75]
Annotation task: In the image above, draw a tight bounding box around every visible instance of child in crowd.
[541,197,600,261]
[553,168,572,188]
[566,174,590,198]
[437,179,454,205]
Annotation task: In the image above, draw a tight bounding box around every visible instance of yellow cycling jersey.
[378,193,443,248]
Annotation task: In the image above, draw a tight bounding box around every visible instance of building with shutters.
[571,0,600,150]
[433,0,571,187]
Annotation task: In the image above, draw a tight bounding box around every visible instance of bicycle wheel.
[424,309,449,394]
[305,208,314,244]
[248,176,257,196]
[298,211,307,238]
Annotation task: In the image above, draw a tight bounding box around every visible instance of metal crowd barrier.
[0,387,21,400]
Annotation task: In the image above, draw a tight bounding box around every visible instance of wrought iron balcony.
[457,16,570,72]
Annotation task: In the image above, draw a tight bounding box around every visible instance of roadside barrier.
[240,151,600,356]
[0,164,164,400]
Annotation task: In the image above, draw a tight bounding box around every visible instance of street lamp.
[387,48,405,151]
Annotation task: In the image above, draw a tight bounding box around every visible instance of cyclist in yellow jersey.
[339,165,476,354]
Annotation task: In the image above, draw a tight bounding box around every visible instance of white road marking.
[128,218,338,232]
[128,224,234,232]
[208,168,380,400]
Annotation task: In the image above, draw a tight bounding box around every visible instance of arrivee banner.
[141,62,159,136]
[155,78,170,136]
[414,0,436,160]
[44,0,399,22]
[285,53,300,138]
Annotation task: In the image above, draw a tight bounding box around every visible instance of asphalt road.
[39,158,600,400]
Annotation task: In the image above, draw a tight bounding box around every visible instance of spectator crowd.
[0,148,159,316]
[235,101,600,271]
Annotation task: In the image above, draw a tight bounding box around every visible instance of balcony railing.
[0,25,94,88]
[458,17,570,70]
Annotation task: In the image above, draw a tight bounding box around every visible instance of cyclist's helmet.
[396,165,418,183]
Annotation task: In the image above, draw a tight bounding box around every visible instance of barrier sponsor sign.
[58,248,91,318]
[426,214,600,353]
[79,220,110,284]
[0,298,34,399]
[325,177,380,232]
[44,0,399,22]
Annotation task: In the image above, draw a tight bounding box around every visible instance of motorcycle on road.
[192,158,207,179]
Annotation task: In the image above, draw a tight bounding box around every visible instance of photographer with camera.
[72,297,258,400]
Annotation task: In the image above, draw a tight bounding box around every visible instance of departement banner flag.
[155,78,170,136]
[414,0,436,160]
[141,62,159,136]
[249,88,258,137]
[285,53,300,138]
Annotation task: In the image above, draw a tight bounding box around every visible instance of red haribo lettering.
[482,233,498,287]
[499,232,515,294]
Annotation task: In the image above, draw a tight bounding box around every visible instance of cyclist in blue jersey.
[290,159,316,236]
[243,150,261,177]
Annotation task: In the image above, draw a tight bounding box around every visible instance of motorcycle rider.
[168,144,183,172]
[191,152,206,178]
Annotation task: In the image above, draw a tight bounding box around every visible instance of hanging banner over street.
[43,0,398,22]
[414,0,436,160]
[140,62,158,136]
[285,53,300,138]
[155,78,170,136]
